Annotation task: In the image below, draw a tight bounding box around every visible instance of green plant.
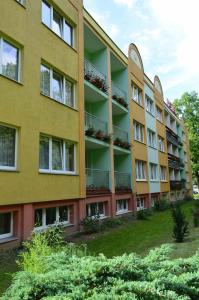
[191,200,199,227]
[80,214,101,233]
[154,198,170,211]
[136,209,149,220]
[171,203,189,243]
[101,217,122,230]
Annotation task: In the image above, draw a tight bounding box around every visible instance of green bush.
[136,209,151,220]
[154,198,170,211]
[3,243,199,300]
[101,217,123,229]
[80,214,102,233]
[171,203,189,243]
[191,200,199,227]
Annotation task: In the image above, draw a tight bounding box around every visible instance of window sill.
[15,1,26,8]
[34,223,74,232]
[157,118,163,124]
[132,99,143,108]
[40,93,78,112]
[146,110,155,118]
[136,179,147,182]
[39,170,78,176]
[0,236,18,244]
[116,210,131,216]
[150,180,159,182]
[134,139,146,145]
[0,74,22,86]
[41,22,77,53]
[161,180,168,183]
[0,168,19,173]
[148,145,157,150]
[158,149,165,153]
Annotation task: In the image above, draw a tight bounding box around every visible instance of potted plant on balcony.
[95,130,104,141]
[84,72,92,82]
[103,134,111,143]
[114,138,122,147]
[122,141,131,150]
[85,127,95,137]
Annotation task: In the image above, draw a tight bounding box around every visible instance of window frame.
[145,95,154,115]
[135,160,147,181]
[39,134,76,175]
[0,124,18,171]
[116,199,129,214]
[132,84,142,106]
[0,38,21,83]
[133,121,144,143]
[160,166,167,181]
[34,206,70,230]
[0,212,13,239]
[41,0,74,48]
[86,202,105,219]
[147,129,156,148]
[149,163,158,181]
[156,106,163,122]
[158,136,165,152]
[136,197,145,211]
[40,63,75,108]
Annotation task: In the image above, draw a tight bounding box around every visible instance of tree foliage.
[173,91,199,182]
[171,204,189,243]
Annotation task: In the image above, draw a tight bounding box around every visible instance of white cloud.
[113,0,137,9]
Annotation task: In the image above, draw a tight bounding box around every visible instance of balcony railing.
[86,168,109,191]
[112,81,128,109]
[166,130,179,146]
[113,125,130,150]
[170,180,186,190]
[168,153,184,169]
[85,112,108,134]
[84,59,108,94]
[115,171,131,191]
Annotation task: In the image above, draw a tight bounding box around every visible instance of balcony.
[85,112,110,144]
[168,153,184,169]
[113,125,131,151]
[170,179,186,190]
[84,59,108,95]
[166,130,178,146]
[115,171,131,192]
[112,81,128,110]
[86,168,110,194]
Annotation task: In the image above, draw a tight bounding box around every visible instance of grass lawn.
[86,201,199,258]
[0,200,199,295]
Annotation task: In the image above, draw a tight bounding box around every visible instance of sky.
[83,0,199,101]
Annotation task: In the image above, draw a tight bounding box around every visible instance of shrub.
[171,203,189,243]
[154,198,170,211]
[191,200,199,227]
[3,244,199,300]
[80,214,102,233]
[101,217,123,230]
[136,209,150,220]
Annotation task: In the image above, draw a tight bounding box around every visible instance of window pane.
[52,139,63,170]
[65,80,73,107]
[52,10,62,37]
[59,206,69,222]
[90,203,97,216]
[46,207,56,225]
[2,40,19,81]
[0,125,15,167]
[52,71,63,102]
[40,65,50,96]
[0,212,11,235]
[64,21,73,46]
[39,136,49,169]
[98,203,104,215]
[34,209,43,227]
[42,0,51,27]
[65,143,74,171]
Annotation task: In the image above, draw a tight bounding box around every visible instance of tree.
[171,203,189,243]
[173,91,199,184]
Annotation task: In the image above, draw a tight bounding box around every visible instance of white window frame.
[86,202,105,219]
[160,166,167,181]
[158,136,165,152]
[40,63,75,108]
[134,121,144,143]
[116,199,129,214]
[149,163,158,181]
[0,124,18,171]
[136,160,146,181]
[34,206,70,230]
[145,95,154,115]
[137,197,145,211]
[0,38,21,83]
[0,212,13,239]
[132,85,142,105]
[41,0,74,48]
[156,106,163,122]
[147,129,156,148]
[39,135,76,175]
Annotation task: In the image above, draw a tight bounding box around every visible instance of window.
[116,199,128,214]
[156,106,162,122]
[0,212,13,239]
[0,124,17,170]
[147,129,156,148]
[151,195,158,207]
[150,163,158,180]
[145,95,154,115]
[86,202,105,218]
[34,206,70,229]
[160,166,166,181]
[137,197,145,211]
[158,136,165,152]
[0,38,20,82]
[134,121,144,143]
[39,135,75,174]
[132,85,142,105]
[40,64,75,107]
[135,160,146,180]
[41,0,74,47]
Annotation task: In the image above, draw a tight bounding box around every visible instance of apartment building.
[0,0,192,248]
